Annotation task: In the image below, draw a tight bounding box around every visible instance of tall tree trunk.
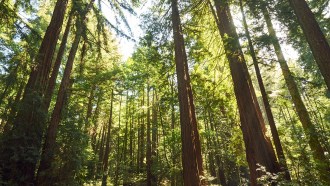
[151,89,158,183]
[146,85,154,186]
[288,0,330,91]
[98,124,106,174]
[43,12,73,111]
[0,0,69,184]
[261,5,330,183]
[137,113,141,172]
[85,84,96,132]
[204,116,217,182]
[122,92,129,184]
[239,0,291,181]
[102,89,114,186]
[139,89,145,172]
[36,26,81,185]
[91,94,102,155]
[36,2,95,184]
[171,0,205,185]
[129,95,134,169]
[114,95,122,186]
[210,1,280,185]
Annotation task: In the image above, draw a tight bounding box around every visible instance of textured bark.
[36,2,95,184]
[171,0,205,185]
[36,26,82,185]
[43,12,73,111]
[262,6,330,183]
[289,0,330,91]
[102,90,114,186]
[211,1,280,185]
[0,0,68,184]
[239,0,291,181]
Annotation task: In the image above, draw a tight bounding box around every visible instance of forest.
[0,0,329,185]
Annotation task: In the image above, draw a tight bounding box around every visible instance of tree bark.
[262,5,330,183]
[43,12,73,111]
[239,0,291,181]
[171,0,205,185]
[114,95,122,186]
[98,124,106,174]
[139,89,145,172]
[151,89,158,183]
[146,85,155,185]
[102,89,114,186]
[129,94,134,169]
[288,0,330,91]
[36,1,95,184]
[211,1,280,185]
[0,0,68,184]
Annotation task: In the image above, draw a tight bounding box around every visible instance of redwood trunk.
[139,90,145,172]
[102,90,114,186]
[37,2,95,183]
[211,0,280,185]
[0,0,68,184]
[171,0,205,185]
[239,0,291,181]
[151,90,158,183]
[262,5,330,183]
[146,85,154,185]
[43,12,73,111]
[289,0,330,91]
[36,22,83,185]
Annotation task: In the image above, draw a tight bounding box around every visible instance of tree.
[102,89,114,186]
[43,11,74,111]
[239,0,291,181]
[288,0,330,91]
[210,0,280,184]
[171,0,205,184]
[1,0,330,184]
[0,0,69,184]
[36,1,95,184]
[260,4,330,183]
